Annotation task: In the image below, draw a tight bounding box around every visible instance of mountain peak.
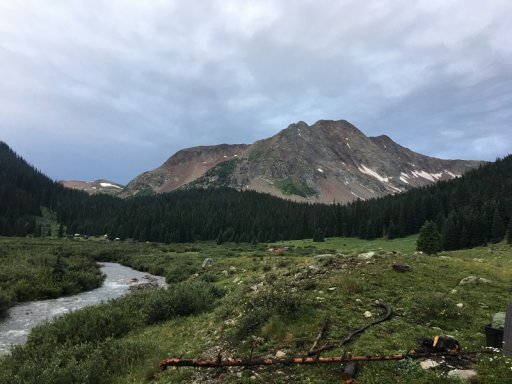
[67,119,485,202]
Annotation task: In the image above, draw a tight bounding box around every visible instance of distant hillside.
[0,141,70,236]
[124,120,483,203]
[61,179,125,196]
[0,140,510,249]
[121,144,248,197]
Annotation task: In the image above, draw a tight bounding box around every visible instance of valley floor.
[0,236,511,383]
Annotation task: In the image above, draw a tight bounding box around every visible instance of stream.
[0,262,167,355]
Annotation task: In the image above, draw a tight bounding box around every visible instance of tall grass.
[0,281,224,384]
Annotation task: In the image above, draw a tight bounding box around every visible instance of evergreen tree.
[507,219,512,245]
[313,227,325,242]
[57,224,64,238]
[490,209,506,243]
[216,229,224,245]
[459,226,469,249]
[442,211,460,251]
[387,220,398,239]
[416,221,442,255]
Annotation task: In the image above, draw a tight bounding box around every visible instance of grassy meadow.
[0,235,511,383]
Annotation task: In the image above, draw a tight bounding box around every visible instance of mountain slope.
[120,144,249,197]
[61,179,125,196]
[1,139,510,248]
[186,120,483,203]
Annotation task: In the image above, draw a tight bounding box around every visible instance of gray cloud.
[1,0,511,183]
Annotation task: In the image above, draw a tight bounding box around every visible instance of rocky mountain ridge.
[64,120,484,203]
[184,120,483,203]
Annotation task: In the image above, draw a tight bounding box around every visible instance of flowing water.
[0,262,166,355]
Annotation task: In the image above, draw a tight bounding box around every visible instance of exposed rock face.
[121,144,248,197]
[185,120,483,203]
[71,119,484,203]
[60,179,125,196]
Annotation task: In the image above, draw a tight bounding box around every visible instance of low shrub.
[234,280,306,339]
[0,290,11,318]
[0,281,224,384]
[407,292,470,330]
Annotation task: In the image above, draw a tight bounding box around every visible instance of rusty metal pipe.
[160,350,496,370]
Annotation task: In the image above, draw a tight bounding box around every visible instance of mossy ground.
[1,236,511,383]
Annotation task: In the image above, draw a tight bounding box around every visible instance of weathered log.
[159,350,496,370]
[308,303,392,356]
[309,315,330,353]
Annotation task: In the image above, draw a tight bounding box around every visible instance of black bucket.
[484,324,504,348]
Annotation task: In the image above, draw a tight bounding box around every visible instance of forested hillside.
[0,142,88,236]
[0,142,510,248]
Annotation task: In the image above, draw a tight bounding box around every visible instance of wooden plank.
[159,350,496,370]
[504,304,512,356]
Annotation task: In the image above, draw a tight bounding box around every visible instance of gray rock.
[358,251,375,260]
[314,254,334,259]
[250,282,264,292]
[202,258,214,268]
[420,359,439,369]
[459,276,478,285]
[275,350,286,358]
[459,276,491,285]
[447,369,477,381]
[392,263,411,272]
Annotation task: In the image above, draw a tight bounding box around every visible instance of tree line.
[0,141,511,249]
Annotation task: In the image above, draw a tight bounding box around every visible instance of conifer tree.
[216,229,224,245]
[490,209,506,243]
[387,220,398,239]
[416,221,442,255]
[442,211,460,250]
[313,227,325,242]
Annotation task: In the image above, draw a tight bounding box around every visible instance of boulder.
[392,263,411,272]
[275,350,286,358]
[420,359,439,369]
[202,258,214,268]
[459,276,491,285]
[314,254,334,259]
[447,369,477,381]
[358,251,375,260]
[250,282,264,292]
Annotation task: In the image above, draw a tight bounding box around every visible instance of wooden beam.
[504,304,512,356]
[159,350,496,370]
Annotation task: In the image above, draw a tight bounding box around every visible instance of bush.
[416,221,442,255]
[407,293,470,330]
[0,281,224,384]
[0,290,11,318]
[234,280,305,339]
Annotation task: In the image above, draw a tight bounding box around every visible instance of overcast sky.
[1,0,511,184]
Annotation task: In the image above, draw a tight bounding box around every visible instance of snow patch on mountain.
[100,182,122,189]
[358,165,389,183]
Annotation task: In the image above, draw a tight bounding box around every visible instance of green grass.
[274,234,419,253]
[0,237,105,317]
[274,177,317,198]
[191,158,238,187]
[0,236,511,383]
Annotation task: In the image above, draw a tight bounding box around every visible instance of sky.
[1,0,511,184]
